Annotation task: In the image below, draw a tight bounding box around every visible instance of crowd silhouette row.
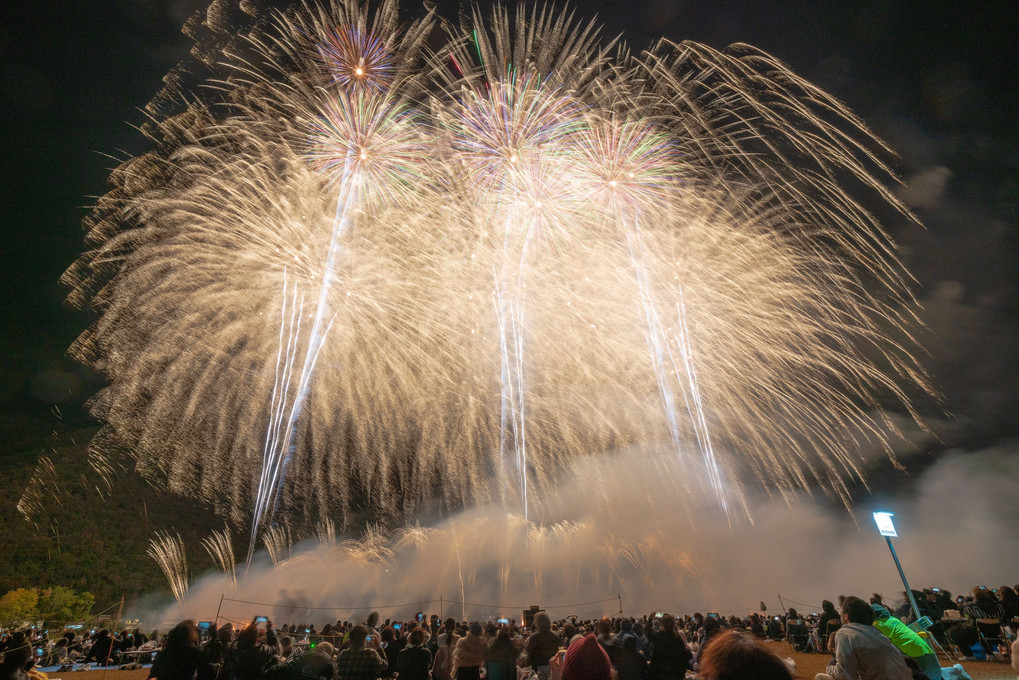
[1,583,1017,680]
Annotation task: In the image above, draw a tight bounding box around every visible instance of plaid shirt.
[336,647,386,680]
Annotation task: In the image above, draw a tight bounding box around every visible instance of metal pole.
[885,536,922,621]
[215,593,225,628]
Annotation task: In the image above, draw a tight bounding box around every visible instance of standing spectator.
[451,623,486,680]
[552,634,611,680]
[396,628,432,680]
[431,620,460,680]
[614,636,647,680]
[379,627,403,678]
[646,615,691,680]
[227,623,278,680]
[199,624,233,680]
[595,619,621,666]
[519,613,559,675]
[485,628,517,680]
[149,621,202,680]
[336,627,385,680]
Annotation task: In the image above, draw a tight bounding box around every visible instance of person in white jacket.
[814,597,911,680]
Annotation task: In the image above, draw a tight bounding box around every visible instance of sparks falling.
[65,0,933,549]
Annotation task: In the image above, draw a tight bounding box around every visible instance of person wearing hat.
[550,634,611,680]
[870,604,942,680]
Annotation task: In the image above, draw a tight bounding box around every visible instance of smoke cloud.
[145,438,1019,628]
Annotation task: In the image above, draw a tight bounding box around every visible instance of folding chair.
[820,618,841,653]
[786,618,809,652]
[976,619,1007,657]
[1006,617,1018,642]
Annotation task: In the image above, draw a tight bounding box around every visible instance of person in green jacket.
[870,604,942,680]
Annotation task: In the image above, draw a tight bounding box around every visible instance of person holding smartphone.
[336,626,386,680]
[226,619,278,680]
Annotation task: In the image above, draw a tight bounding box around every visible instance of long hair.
[164,620,199,652]
[698,631,792,680]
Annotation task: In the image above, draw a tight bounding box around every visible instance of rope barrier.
[217,595,619,615]
[442,596,618,611]
[220,597,440,611]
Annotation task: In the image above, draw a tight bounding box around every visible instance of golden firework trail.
[64,1,933,552]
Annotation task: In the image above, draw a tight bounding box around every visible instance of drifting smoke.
[149,438,1019,625]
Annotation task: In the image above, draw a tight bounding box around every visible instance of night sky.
[2,0,1017,598]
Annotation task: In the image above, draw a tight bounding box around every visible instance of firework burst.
[64,0,933,547]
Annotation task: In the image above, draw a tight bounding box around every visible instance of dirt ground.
[41,647,1017,680]
[763,639,1016,680]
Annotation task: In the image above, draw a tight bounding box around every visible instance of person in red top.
[550,634,610,680]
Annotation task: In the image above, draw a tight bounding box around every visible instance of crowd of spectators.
[1,582,1016,680]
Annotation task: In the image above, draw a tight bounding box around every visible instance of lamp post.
[872,511,922,623]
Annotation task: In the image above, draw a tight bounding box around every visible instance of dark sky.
[2,0,1017,448]
[2,1,1019,611]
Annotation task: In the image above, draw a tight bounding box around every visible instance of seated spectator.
[86,630,115,666]
[0,643,30,680]
[266,642,336,680]
[748,615,766,638]
[697,630,792,680]
[41,638,69,667]
[870,604,941,680]
[814,596,911,680]
[816,601,841,653]
[997,586,1019,622]
[784,610,809,653]
[766,616,783,641]
[964,587,1003,621]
